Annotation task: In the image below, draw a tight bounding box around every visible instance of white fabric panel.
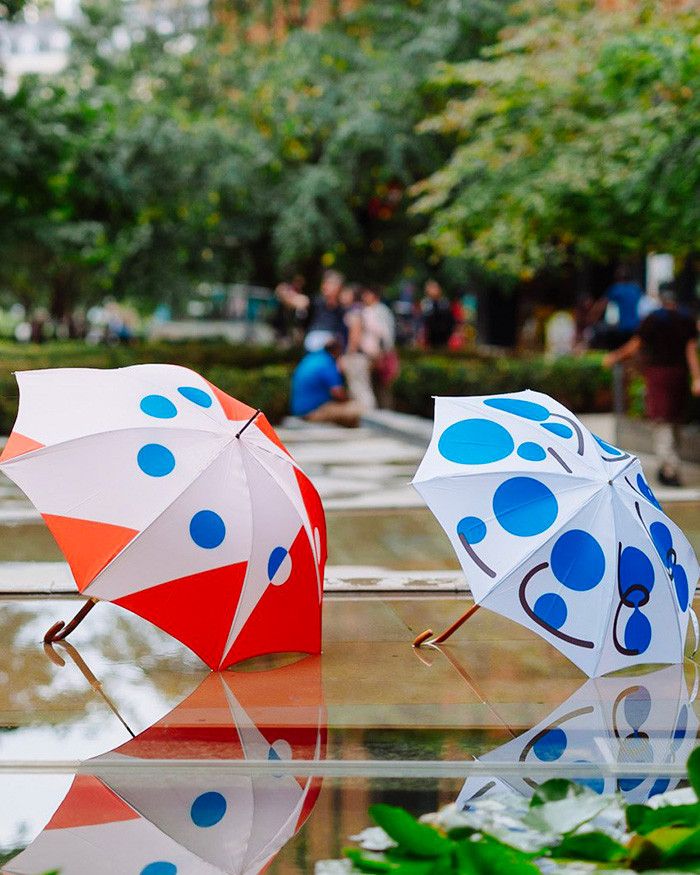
[5,816,224,874]
[1,427,228,530]
[220,452,306,658]
[87,443,252,600]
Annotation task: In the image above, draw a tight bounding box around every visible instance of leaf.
[530,779,586,808]
[524,792,609,836]
[344,847,394,872]
[628,803,700,836]
[456,836,541,874]
[663,825,700,863]
[688,747,700,800]
[549,831,627,863]
[368,805,453,859]
[446,826,478,841]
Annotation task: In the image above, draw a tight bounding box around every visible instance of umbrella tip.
[413,629,434,648]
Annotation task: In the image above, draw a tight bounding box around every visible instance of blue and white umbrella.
[412,391,699,676]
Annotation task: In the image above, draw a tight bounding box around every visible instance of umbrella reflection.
[456,662,698,807]
[3,654,326,875]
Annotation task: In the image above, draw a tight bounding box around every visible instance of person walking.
[604,285,700,486]
[420,279,455,349]
[361,284,398,408]
[304,270,347,352]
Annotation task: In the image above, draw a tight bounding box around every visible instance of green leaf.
[549,831,627,863]
[368,805,453,859]
[524,792,608,836]
[446,826,478,841]
[530,779,586,808]
[344,847,394,872]
[628,803,700,836]
[663,825,700,863]
[688,747,700,800]
[456,836,541,874]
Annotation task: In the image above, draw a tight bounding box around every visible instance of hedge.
[394,354,612,418]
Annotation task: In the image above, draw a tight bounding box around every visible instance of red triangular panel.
[206,381,257,422]
[255,414,292,457]
[42,514,139,592]
[46,776,139,829]
[115,562,247,669]
[112,674,244,760]
[0,431,45,462]
[296,777,324,831]
[221,529,322,668]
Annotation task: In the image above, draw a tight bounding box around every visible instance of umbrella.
[457,663,698,808]
[4,655,326,875]
[0,365,326,669]
[412,391,699,676]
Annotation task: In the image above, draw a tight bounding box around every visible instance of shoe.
[658,468,682,488]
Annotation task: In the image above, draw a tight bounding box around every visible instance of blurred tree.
[412,0,700,281]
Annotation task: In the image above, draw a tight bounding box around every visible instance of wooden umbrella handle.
[412,603,480,648]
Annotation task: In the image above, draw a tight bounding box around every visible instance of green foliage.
[346,748,700,872]
[393,354,612,419]
[413,0,700,280]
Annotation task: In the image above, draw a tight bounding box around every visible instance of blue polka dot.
[268,746,281,761]
[137,444,175,477]
[532,728,567,761]
[637,473,662,509]
[534,592,567,630]
[650,521,673,568]
[140,395,177,419]
[541,422,573,439]
[178,386,213,408]
[438,419,514,465]
[457,516,487,545]
[268,546,288,579]
[673,564,689,612]
[619,546,654,596]
[673,706,688,747]
[493,477,558,537]
[619,777,645,793]
[551,530,605,591]
[191,791,227,827]
[624,609,652,654]
[140,864,177,875]
[594,434,623,456]
[623,687,651,728]
[517,442,546,462]
[189,510,226,549]
[648,778,671,798]
[575,775,605,795]
[484,397,550,421]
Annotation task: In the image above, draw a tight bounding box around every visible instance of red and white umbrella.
[0,365,326,669]
[4,656,326,875]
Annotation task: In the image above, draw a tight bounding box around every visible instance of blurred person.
[339,283,376,412]
[305,269,347,351]
[590,265,643,349]
[361,284,398,408]
[273,274,309,344]
[604,284,700,487]
[420,279,455,349]
[290,332,361,428]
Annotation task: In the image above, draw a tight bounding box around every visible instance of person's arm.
[330,384,348,401]
[603,334,641,368]
[345,310,362,354]
[686,338,700,396]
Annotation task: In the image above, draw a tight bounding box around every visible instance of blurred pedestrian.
[305,270,347,351]
[604,284,700,487]
[340,283,376,412]
[361,284,398,408]
[290,333,361,428]
[273,275,309,345]
[590,265,643,349]
[420,279,455,349]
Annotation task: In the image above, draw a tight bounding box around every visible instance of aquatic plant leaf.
[344,847,394,872]
[550,831,626,862]
[627,803,700,836]
[688,748,700,800]
[369,805,453,859]
[524,793,608,835]
[456,836,540,874]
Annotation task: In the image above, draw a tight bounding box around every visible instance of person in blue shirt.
[291,333,360,427]
[590,265,643,348]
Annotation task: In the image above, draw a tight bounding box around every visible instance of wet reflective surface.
[1,595,699,872]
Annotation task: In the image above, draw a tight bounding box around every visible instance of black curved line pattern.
[519,562,595,649]
[634,500,674,582]
[602,452,631,463]
[547,447,572,473]
[519,706,596,762]
[612,541,654,657]
[551,413,585,456]
[611,685,644,740]
[458,532,496,578]
[463,780,497,804]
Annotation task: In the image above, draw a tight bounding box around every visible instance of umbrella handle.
[43,597,99,644]
[412,603,480,648]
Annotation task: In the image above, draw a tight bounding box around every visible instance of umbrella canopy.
[4,656,325,875]
[457,663,698,807]
[0,365,326,669]
[413,391,699,676]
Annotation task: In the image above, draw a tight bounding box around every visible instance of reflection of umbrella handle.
[43,597,99,644]
[43,638,135,738]
[413,603,480,648]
